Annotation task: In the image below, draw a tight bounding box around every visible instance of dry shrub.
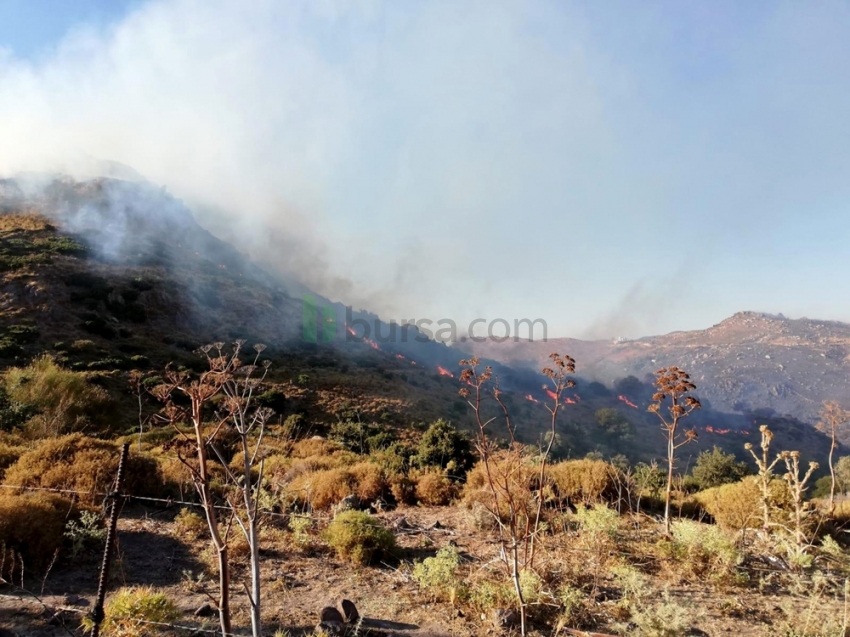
[549,459,616,505]
[323,510,396,565]
[0,213,52,232]
[0,491,80,569]
[3,433,166,504]
[695,476,792,532]
[286,462,387,510]
[414,470,457,506]
[462,451,537,524]
[290,437,341,458]
[0,437,27,478]
[3,355,111,437]
[388,473,417,506]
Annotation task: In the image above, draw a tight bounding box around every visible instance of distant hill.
[461,312,850,434]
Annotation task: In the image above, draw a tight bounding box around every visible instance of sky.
[0,0,849,339]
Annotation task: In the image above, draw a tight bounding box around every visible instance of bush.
[3,354,112,436]
[413,545,464,602]
[0,491,80,570]
[287,462,387,511]
[691,446,751,490]
[549,459,616,504]
[694,476,792,532]
[173,508,206,540]
[324,510,396,565]
[414,419,473,473]
[462,451,537,526]
[3,434,166,505]
[667,520,740,581]
[414,470,457,506]
[81,587,180,637]
[64,510,106,558]
[290,437,341,458]
[0,434,27,477]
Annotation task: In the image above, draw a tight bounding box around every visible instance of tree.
[816,401,850,515]
[153,344,244,636]
[594,408,634,448]
[647,366,701,535]
[691,446,751,490]
[213,342,273,637]
[414,419,473,475]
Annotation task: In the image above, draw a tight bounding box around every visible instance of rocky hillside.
[463,312,850,431]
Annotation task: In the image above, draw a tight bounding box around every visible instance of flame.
[705,425,736,435]
[524,394,539,403]
[365,339,380,350]
[437,366,454,378]
[410,360,417,365]
[564,397,576,405]
[346,326,357,336]
[395,354,406,360]
[617,395,639,409]
[545,389,558,400]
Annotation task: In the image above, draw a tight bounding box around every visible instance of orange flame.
[410,360,417,365]
[618,395,639,409]
[395,354,406,360]
[524,394,539,403]
[437,366,454,378]
[545,389,558,400]
[564,397,576,405]
[705,425,733,435]
[365,339,380,350]
[346,326,356,337]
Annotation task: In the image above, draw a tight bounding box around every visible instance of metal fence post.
[90,442,130,637]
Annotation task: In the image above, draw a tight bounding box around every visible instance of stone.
[492,608,520,629]
[194,603,216,617]
[335,494,360,513]
[339,599,359,623]
[63,594,89,607]
[319,606,345,625]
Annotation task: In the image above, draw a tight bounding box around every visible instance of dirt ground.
[0,504,844,636]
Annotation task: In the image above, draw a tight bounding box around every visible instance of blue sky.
[0,1,849,338]
[0,0,140,59]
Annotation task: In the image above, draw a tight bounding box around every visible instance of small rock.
[492,608,520,629]
[335,494,360,513]
[319,606,345,625]
[315,622,343,636]
[63,594,89,607]
[339,599,359,623]
[194,603,216,617]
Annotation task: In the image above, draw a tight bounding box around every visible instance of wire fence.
[2,478,849,636]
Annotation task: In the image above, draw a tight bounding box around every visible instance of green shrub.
[691,446,751,490]
[412,545,464,601]
[81,587,179,637]
[64,510,106,558]
[414,419,473,473]
[323,510,396,565]
[667,520,740,581]
[173,508,206,540]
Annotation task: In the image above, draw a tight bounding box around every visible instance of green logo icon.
[302,294,337,343]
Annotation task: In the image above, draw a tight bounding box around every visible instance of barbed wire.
[3,482,849,583]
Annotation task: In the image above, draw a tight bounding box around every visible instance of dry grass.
[3,433,166,504]
[0,491,79,570]
[0,213,53,233]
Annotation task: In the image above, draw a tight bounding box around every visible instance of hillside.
[463,312,850,433]
[0,176,842,469]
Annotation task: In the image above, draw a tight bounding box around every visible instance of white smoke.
[1,1,850,335]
